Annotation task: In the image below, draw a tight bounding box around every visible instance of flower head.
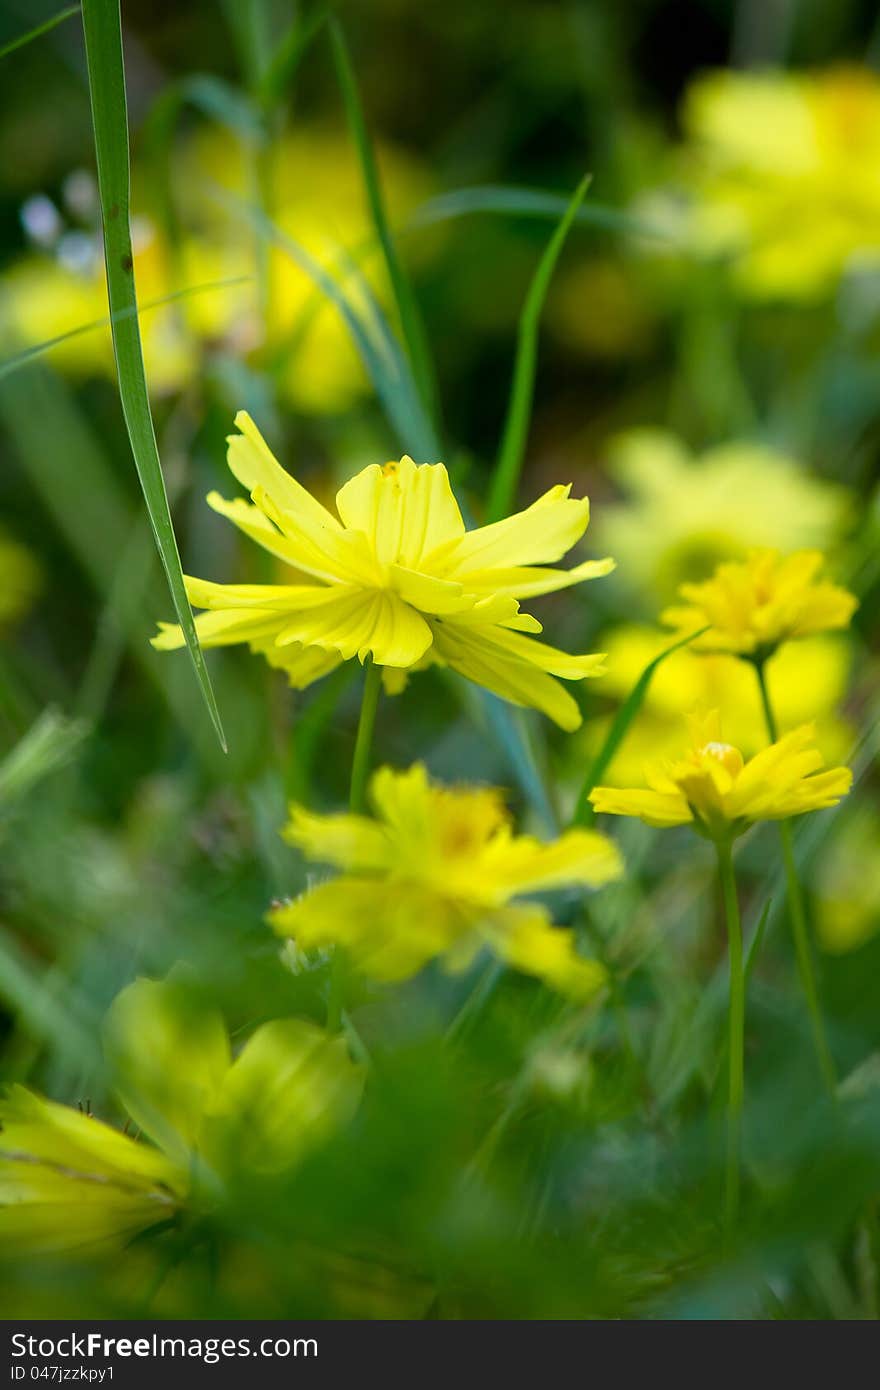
[679,66,880,299]
[589,711,851,840]
[270,764,622,997]
[594,430,848,602]
[661,549,857,659]
[0,977,361,1256]
[153,413,614,730]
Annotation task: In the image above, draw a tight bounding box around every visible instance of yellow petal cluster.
[594,430,849,602]
[590,711,851,839]
[680,66,880,299]
[270,764,622,997]
[153,413,614,730]
[0,977,361,1254]
[661,549,857,658]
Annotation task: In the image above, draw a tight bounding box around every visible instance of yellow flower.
[594,430,849,603]
[152,412,614,730]
[0,128,429,412]
[661,549,857,659]
[679,66,880,299]
[814,805,880,955]
[270,763,622,997]
[583,624,853,786]
[0,977,361,1256]
[590,711,851,839]
[0,530,41,629]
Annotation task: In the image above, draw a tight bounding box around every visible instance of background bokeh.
[0,0,878,1319]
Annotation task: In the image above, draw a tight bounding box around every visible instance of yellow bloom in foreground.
[662,549,857,658]
[270,764,622,997]
[594,430,849,603]
[0,977,361,1256]
[153,413,614,730]
[590,711,851,840]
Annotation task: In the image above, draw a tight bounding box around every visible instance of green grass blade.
[0,709,89,808]
[571,625,710,826]
[0,276,251,381]
[258,5,328,110]
[328,15,439,435]
[486,175,590,523]
[409,183,677,242]
[0,3,79,60]
[745,898,772,985]
[80,0,225,750]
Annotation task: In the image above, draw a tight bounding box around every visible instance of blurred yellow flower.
[0,127,429,411]
[814,806,880,954]
[153,412,614,729]
[590,711,851,838]
[0,530,41,628]
[585,624,853,786]
[662,549,857,658]
[271,763,622,997]
[0,977,361,1255]
[680,66,880,298]
[594,430,849,602]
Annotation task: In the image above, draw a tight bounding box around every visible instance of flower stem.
[327,658,382,1032]
[717,839,745,1238]
[754,660,836,1092]
[349,657,382,814]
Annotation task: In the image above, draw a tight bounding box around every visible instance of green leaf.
[0,4,79,61]
[80,0,225,750]
[409,183,676,242]
[744,897,772,985]
[328,15,439,434]
[571,626,710,827]
[0,709,89,808]
[258,5,329,111]
[486,175,590,523]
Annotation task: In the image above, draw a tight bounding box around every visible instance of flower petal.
[430,486,590,574]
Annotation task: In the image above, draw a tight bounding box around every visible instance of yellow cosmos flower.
[152,413,613,730]
[661,549,857,659]
[679,66,880,299]
[594,430,849,603]
[270,763,622,997]
[590,711,851,840]
[0,977,361,1256]
[584,624,853,786]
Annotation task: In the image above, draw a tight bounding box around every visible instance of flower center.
[700,741,743,777]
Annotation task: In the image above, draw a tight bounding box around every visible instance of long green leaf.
[328,15,439,433]
[0,3,79,60]
[409,183,677,242]
[258,5,328,110]
[486,175,590,523]
[80,0,225,750]
[571,626,710,827]
[0,276,251,381]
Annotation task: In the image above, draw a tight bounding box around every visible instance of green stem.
[717,840,745,1238]
[327,659,382,1032]
[754,660,836,1092]
[349,658,382,814]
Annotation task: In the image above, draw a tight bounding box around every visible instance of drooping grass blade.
[80,0,225,750]
[409,183,677,242]
[486,175,590,523]
[0,276,252,381]
[571,626,710,826]
[0,3,79,60]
